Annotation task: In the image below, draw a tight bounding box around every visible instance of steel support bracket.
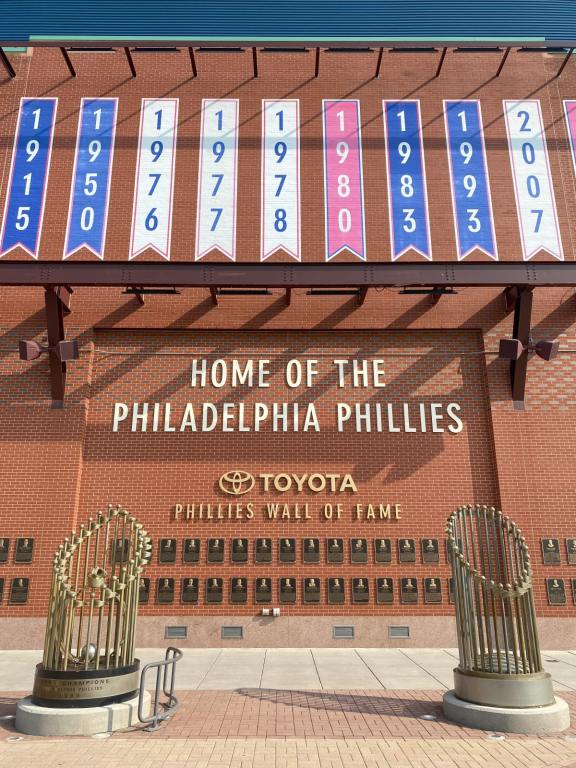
[510,287,533,405]
[44,287,68,408]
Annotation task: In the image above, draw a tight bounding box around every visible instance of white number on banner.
[261,100,300,260]
[195,99,238,261]
[129,99,178,260]
[503,100,563,260]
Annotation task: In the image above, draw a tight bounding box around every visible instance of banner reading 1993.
[444,100,497,260]
[503,100,563,261]
[1,97,57,258]
[64,98,117,259]
[130,98,178,260]
[383,100,431,261]
[261,100,300,261]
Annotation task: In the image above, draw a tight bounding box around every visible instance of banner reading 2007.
[504,100,563,261]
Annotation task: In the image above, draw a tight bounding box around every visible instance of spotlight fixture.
[18,339,79,362]
[498,338,559,362]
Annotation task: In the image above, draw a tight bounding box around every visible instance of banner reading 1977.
[444,100,497,260]
[503,100,563,261]
[383,100,431,261]
[1,97,57,258]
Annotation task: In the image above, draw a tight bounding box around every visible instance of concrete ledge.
[442,690,571,734]
[15,691,151,736]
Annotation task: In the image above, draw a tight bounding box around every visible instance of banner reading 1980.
[503,100,563,261]
[1,97,57,258]
[64,98,118,259]
[383,100,431,261]
[444,100,497,260]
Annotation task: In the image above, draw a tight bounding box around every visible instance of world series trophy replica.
[16,504,153,736]
[443,504,569,733]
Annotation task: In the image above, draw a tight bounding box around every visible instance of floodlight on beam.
[18,339,79,362]
[498,338,560,361]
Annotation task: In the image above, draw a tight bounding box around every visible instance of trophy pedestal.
[15,690,150,736]
[443,689,569,734]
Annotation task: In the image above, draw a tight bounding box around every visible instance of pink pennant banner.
[322,100,366,261]
[564,100,576,177]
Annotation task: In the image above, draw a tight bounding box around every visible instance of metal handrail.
[138,647,183,730]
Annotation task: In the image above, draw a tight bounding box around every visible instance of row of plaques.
[0,538,34,563]
[145,537,443,564]
[541,539,576,565]
[140,576,448,605]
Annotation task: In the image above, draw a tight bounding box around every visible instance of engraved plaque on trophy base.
[376,577,394,604]
[182,578,198,603]
[546,578,566,605]
[541,539,561,565]
[424,577,442,604]
[401,578,418,604]
[328,578,345,604]
[327,539,344,564]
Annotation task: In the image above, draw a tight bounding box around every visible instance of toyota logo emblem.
[219,470,255,496]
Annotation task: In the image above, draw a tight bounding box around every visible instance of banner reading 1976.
[1,97,57,258]
[444,100,497,260]
[503,100,563,261]
[383,100,431,261]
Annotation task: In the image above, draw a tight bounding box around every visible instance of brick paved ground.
[1,689,576,766]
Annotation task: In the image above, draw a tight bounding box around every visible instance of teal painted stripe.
[30,34,544,42]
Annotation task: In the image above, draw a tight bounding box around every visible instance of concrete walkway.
[3,647,576,692]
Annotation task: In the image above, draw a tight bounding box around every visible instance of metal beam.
[315,46,320,77]
[44,287,67,408]
[496,46,511,76]
[3,261,576,288]
[0,46,16,78]
[374,47,384,78]
[209,287,218,305]
[124,46,136,77]
[435,46,448,77]
[510,287,533,403]
[60,46,76,77]
[252,46,258,77]
[188,46,198,77]
[285,287,292,306]
[357,287,368,306]
[556,47,574,78]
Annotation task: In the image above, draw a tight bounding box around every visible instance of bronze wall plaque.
[424,577,442,603]
[255,577,272,603]
[546,578,566,605]
[112,537,130,564]
[566,539,576,566]
[303,577,321,603]
[183,538,200,563]
[232,538,248,563]
[376,577,394,604]
[0,538,9,563]
[541,538,560,565]
[421,539,439,564]
[207,539,224,563]
[159,538,176,564]
[15,537,34,563]
[398,539,416,563]
[400,577,418,604]
[255,538,272,563]
[279,538,296,563]
[10,577,29,604]
[157,577,174,604]
[138,577,150,604]
[206,577,223,603]
[350,538,367,563]
[279,577,296,603]
[326,538,344,564]
[448,577,455,604]
[181,577,199,603]
[303,538,320,563]
[230,576,248,603]
[374,538,391,564]
[0,578,3,602]
[572,580,576,605]
[328,577,345,604]
[352,577,370,603]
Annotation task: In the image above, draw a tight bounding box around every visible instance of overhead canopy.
[1,0,576,45]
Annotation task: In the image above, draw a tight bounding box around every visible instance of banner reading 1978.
[503,100,563,261]
[383,100,431,261]
[444,100,497,260]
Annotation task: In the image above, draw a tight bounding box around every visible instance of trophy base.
[453,666,555,708]
[32,660,140,708]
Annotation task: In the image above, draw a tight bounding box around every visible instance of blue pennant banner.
[444,100,497,260]
[1,98,57,258]
[64,98,118,259]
